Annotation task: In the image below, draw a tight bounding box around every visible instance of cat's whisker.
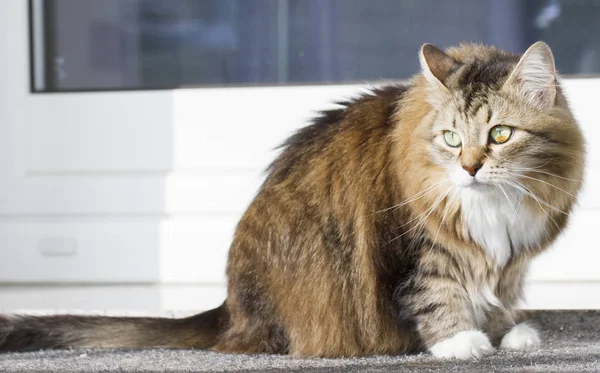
[386,196,445,245]
[386,186,452,245]
[394,186,450,229]
[374,180,446,215]
[505,180,569,216]
[506,172,576,198]
[396,194,444,230]
[516,154,580,170]
[510,168,581,182]
[401,183,452,250]
[506,181,560,230]
[520,158,554,170]
[504,180,563,232]
[431,189,457,248]
[537,150,581,161]
[495,183,527,232]
[352,183,444,240]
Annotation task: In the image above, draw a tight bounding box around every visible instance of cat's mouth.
[462,178,490,191]
[451,168,493,191]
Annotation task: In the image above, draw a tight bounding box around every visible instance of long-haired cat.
[0,42,584,359]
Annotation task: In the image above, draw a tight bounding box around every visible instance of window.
[30,0,600,92]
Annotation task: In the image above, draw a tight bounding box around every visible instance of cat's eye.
[490,125,513,144]
[443,131,462,148]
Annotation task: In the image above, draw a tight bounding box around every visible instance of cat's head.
[395,42,586,252]
[416,42,584,201]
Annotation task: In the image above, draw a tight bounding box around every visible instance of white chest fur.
[460,188,547,267]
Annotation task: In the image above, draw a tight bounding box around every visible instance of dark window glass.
[30,0,600,92]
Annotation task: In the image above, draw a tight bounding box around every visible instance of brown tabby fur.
[0,42,585,358]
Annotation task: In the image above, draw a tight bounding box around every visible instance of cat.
[0,41,585,359]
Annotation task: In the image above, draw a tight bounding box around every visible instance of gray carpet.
[0,311,598,372]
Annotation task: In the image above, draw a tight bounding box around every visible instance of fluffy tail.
[0,304,227,352]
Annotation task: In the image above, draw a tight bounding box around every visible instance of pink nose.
[462,164,481,177]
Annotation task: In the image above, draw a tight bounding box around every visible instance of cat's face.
[405,42,585,258]
[420,42,582,197]
[431,92,551,193]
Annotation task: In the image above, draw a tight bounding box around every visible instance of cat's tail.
[0,303,227,352]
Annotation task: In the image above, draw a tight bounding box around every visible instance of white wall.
[0,1,599,313]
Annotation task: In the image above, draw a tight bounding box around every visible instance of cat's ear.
[419,44,459,107]
[503,41,557,109]
[419,44,459,90]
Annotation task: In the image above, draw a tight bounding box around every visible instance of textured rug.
[0,310,598,372]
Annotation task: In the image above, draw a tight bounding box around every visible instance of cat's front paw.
[500,323,540,351]
[429,330,494,359]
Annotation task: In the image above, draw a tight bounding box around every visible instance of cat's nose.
[462,164,481,177]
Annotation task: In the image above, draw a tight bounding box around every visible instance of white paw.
[429,330,494,359]
[500,323,540,351]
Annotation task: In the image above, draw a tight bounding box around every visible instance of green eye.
[490,125,513,144]
[443,131,462,148]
